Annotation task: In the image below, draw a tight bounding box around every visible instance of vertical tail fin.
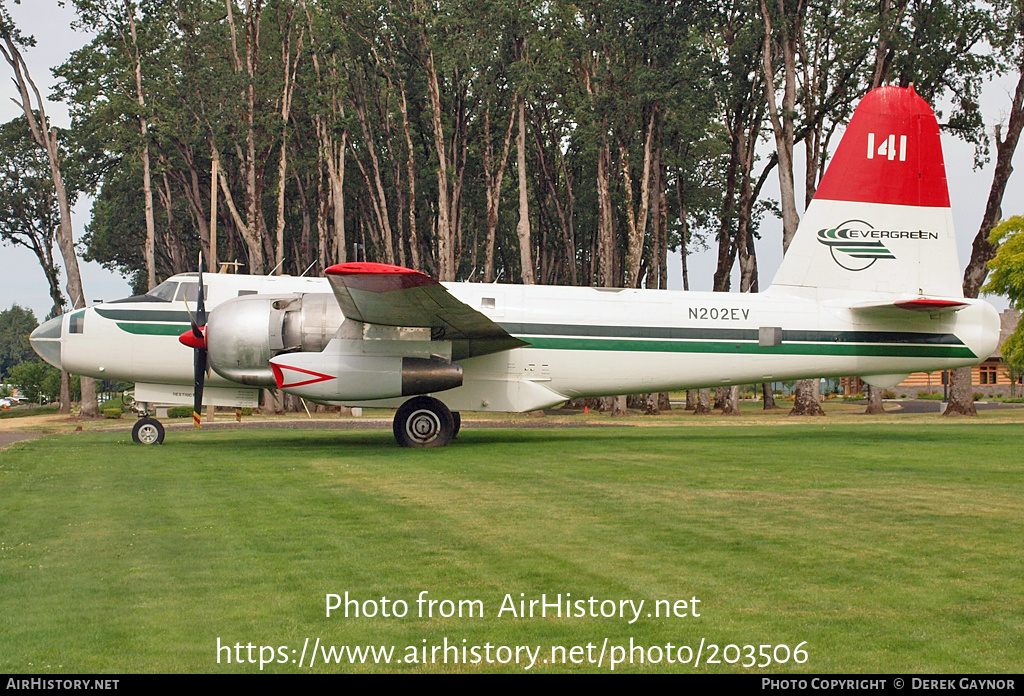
[770,86,963,298]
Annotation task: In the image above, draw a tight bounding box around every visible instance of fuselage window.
[69,310,85,334]
[238,290,257,296]
[175,283,209,303]
[149,281,179,301]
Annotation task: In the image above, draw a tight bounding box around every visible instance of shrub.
[168,406,192,418]
[103,408,121,419]
[98,399,122,414]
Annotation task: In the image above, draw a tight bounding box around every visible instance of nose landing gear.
[123,391,165,445]
[131,417,165,445]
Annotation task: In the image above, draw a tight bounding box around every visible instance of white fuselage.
[37,272,1000,413]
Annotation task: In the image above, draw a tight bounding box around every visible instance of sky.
[0,0,1020,322]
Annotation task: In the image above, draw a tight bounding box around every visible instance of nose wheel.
[132,417,165,445]
[393,396,455,448]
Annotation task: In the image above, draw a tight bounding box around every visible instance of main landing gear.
[393,396,459,448]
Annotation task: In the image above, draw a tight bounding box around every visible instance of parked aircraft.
[31,86,1000,447]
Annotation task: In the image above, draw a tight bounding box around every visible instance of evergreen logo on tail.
[816,220,896,271]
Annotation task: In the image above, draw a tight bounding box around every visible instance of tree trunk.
[350,94,396,263]
[397,84,419,270]
[60,370,70,414]
[759,0,820,417]
[721,385,741,415]
[694,388,712,415]
[658,392,671,412]
[515,96,534,284]
[714,386,729,410]
[596,133,615,287]
[864,385,886,414]
[762,383,778,410]
[419,25,455,280]
[642,393,659,415]
[623,110,656,288]
[122,6,156,290]
[790,381,825,416]
[275,15,301,274]
[944,367,977,416]
[262,388,282,415]
[482,105,516,282]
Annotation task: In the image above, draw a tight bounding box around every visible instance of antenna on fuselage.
[300,260,317,277]
[267,259,286,276]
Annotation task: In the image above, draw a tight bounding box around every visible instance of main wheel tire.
[132,417,165,445]
[452,411,461,439]
[393,396,454,448]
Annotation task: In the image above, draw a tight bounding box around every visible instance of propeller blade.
[194,346,207,429]
[192,251,208,429]
[197,251,206,327]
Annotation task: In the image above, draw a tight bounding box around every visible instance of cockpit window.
[150,281,179,302]
[69,310,85,334]
[175,283,208,303]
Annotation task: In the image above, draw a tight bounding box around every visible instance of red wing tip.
[326,262,421,275]
[325,262,438,291]
[894,299,968,311]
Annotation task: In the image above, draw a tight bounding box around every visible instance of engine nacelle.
[270,350,463,401]
[207,293,342,386]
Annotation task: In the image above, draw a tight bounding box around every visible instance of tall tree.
[946,0,1024,416]
[0,4,99,417]
[0,117,67,318]
[68,0,163,290]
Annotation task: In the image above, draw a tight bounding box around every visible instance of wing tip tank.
[325,262,438,292]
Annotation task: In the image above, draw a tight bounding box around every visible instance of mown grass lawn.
[0,421,1021,673]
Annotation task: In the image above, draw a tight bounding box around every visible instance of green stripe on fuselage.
[499,323,965,346]
[517,337,975,359]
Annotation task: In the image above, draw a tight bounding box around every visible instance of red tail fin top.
[814,86,949,208]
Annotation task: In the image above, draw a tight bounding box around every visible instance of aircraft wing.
[325,262,528,359]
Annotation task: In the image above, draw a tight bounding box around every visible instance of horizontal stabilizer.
[843,298,968,318]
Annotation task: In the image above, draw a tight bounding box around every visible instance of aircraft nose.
[30,315,64,369]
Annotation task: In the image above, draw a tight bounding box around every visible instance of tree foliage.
[0,304,38,379]
[984,215,1024,378]
[36,0,1012,301]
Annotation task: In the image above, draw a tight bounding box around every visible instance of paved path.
[0,432,44,449]
[891,400,1024,414]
